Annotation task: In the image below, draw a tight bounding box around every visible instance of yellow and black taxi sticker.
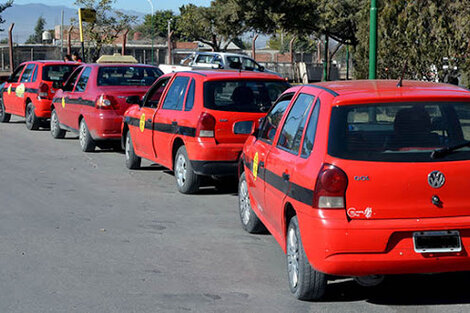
[7,84,12,95]
[62,97,66,108]
[252,152,259,181]
[139,113,146,132]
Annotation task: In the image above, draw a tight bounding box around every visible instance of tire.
[50,109,66,139]
[125,130,141,169]
[25,102,40,130]
[79,119,95,152]
[0,97,11,123]
[174,145,200,194]
[238,172,267,233]
[287,216,327,301]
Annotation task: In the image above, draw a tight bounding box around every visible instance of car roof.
[194,52,252,58]
[84,63,158,68]
[167,70,285,80]
[294,80,470,106]
[22,60,80,66]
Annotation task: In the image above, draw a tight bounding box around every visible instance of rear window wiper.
[431,140,470,159]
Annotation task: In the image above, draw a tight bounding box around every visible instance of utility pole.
[322,34,329,81]
[369,0,378,79]
[146,0,154,65]
[61,10,64,60]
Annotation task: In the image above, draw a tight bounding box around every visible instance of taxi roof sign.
[96,53,138,64]
[79,8,96,23]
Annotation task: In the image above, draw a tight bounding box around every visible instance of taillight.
[196,112,216,137]
[313,164,348,209]
[39,82,49,98]
[96,94,116,110]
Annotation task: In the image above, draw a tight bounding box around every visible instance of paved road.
[1,116,470,313]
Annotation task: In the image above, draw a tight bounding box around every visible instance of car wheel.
[287,216,327,300]
[50,109,66,139]
[125,130,141,169]
[174,145,200,194]
[79,119,95,152]
[238,172,267,233]
[25,102,40,130]
[0,97,10,123]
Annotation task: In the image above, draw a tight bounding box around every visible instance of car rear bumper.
[34,99,53,118]
[298,212,470,276]
[86,111,123,140]
[190,160,238,176]
[186,140,243,176]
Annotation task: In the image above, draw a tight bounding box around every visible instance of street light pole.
[146,0,154,65]
[369,0,378,79]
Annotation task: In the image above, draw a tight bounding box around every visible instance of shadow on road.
[323,272,470,305]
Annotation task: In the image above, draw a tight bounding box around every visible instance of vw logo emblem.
[428,171,445,188]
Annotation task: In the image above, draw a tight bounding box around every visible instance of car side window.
[74,67,92,92]
[277,93,315,154]
[20,64,36,82]
[162,76,190,111]
[259,93,294,144]
[31,65,38,82]
[301,98,321,158]
[213,55,223,66]
[143,77,170,108]
[63,67,83,92]
[9,65,26,83]
[196,54,211,64]
[184,79,195,111]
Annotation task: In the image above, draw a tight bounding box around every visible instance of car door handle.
[147,119,152,123]
[259,161,265,168]
[172,121,178,126]
[282,172,290,181]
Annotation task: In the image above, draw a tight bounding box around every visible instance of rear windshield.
[203,80,290,112]
[42,65,78,82]
[328,102,470,162]
[97,66,162,86]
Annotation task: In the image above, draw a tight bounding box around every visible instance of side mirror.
[126,95,142,106]
[217,64,224,69]
[259,66,265,72]
[252,117,265,138]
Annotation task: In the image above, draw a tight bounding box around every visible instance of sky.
[11,0,211,13]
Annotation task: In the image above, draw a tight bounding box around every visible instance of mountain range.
[0,3,145,43]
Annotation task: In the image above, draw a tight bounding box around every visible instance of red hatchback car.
[239,80,470,300]
[51,63,162,152]
[0,61,78,129]
[123,70,289,193]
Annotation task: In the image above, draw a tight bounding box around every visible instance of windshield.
[97,66,163,86]
[328,102,470,162]
[203,80,290,113]
[42,65,78,82]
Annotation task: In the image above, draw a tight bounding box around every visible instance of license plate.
[413,230,461,253]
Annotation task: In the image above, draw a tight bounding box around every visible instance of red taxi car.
[123,70,289,193]
[0,61,78,129]
[239,80,470,300]
[51,63,162,152]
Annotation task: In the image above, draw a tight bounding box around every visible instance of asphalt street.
[1,116,470,313]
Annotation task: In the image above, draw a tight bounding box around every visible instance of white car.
[159,52,282,78]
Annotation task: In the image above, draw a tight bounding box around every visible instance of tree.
[177,0,247,51]
[73,0,136,62]
[134,10,180,40]
[0,0,12,32]
[268,32,317,54]
[26,16,46,44]
[233,0,364,46]
[353,0,470,84]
